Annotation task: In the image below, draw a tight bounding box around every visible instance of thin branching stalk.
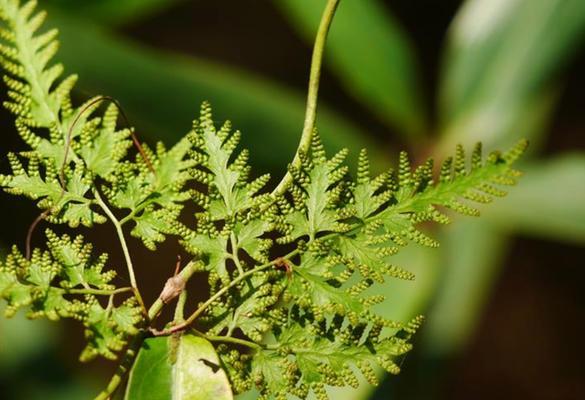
[93,189,145,313]
[229,232,245,276]
[64,287,133,296]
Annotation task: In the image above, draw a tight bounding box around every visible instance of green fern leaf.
[1,153,106,227]
[181,103,273,281]
[278,135,352,242]
[106,137,196,250]
[81,297,142,362]
[245,315,422,400]
[0,0,68,127]
[79,103,133,179]
[45,229,115,289]
[0,230,142,361]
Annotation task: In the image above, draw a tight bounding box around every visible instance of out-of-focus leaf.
[47,10,386,174]
[419,154,585,357]
[0,307,58,372]
[276,0,427,138]
[439,0,585,151]
[422,220,510,355]
[488,154,585,244]
[413,154,585,359]
[23,381,99,400]
[369,220,510,400]
[0,307,99,400]
[46,0,185,25]
[124,335,232,400]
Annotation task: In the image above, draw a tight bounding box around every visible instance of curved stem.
[271,0,341,197]
[93,189,145,313]
[119,200,150,226]
[95,5,341,395]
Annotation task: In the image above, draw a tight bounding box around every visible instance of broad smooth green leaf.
[276,0,427,138]
[124,335,232,400]
[48,10,386,173]
[439,0,585,151]
[488,154,585,244]
[46,0,185,25]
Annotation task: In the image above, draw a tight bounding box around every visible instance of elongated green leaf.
[276,0,427,138]
[124,335,232,400]
[439,0,585,150]
[47,0,185,25]
[422,220,509,355]
[47,9,385,173]
[488,154,585,244]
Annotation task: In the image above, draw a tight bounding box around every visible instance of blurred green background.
[0,0,584,399]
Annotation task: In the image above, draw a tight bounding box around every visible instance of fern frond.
[0,152,105,227]
[102,136,196,250]
[214,136,527,399]
[376,140,528,229]
[180,103,274,282]
[0,1,151,364]
[79,103,133,180]
[221,313,423,400]
[0,1,529,397]
[0,1,136,229]
[276,134,353,243]
[0,0,69,127]
[0,230,141,360]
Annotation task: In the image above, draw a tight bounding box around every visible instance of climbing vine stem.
[272,0,341,197]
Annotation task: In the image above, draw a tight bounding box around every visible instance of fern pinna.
[0,1,527,399]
